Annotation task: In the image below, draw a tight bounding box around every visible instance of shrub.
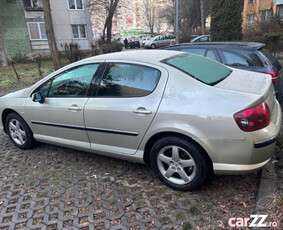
[61,43,83,63]
[10,53,29,64]
[243,17,283,58]
[93,39,123,55]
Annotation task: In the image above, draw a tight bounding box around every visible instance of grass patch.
[0,58,69,90]
[183,222,192,230]
[189,206,201,215]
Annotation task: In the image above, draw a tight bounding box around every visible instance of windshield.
[162,53,231,85]
[151,35,159,41]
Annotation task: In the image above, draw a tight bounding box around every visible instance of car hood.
[1,87,31,98]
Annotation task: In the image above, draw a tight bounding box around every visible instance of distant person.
[124,38,129,49]
[130,40,133,49]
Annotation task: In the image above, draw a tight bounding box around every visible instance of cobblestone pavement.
[0,131,260,230]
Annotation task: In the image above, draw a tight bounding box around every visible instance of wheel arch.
[2,109,20,133]
[143,131,213,173]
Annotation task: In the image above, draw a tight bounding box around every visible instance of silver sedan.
[0,50,281,191]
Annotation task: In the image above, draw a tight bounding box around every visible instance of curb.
[252,159,277,230]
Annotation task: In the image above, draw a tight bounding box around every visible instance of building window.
[247,14,255,25]
[249,0,256,3]
[277,5,283,20]
[72,25,87,39]
[23,0,43,7]
[260,10,272,22]
[68,0,83,10]
[28,22,47,40]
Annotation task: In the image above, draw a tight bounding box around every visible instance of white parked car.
[0,50,281,191]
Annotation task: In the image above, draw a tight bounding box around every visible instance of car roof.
[82,50,183,64]
[169,42,265,50]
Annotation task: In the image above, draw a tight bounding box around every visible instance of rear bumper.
[254,132,279,148]
[213,158,270,175]
[203,100,281,175]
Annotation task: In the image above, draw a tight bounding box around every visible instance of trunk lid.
[215,68,276,117]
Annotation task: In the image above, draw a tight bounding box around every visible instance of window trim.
[93,62,162,98]
[27,22,47,41]
[71,25,87,39]
[67,0,84,10]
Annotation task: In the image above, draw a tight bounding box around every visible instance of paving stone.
[0,128,267,229]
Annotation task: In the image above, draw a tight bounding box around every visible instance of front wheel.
[150,44,156,49]
[5,113,36,149]
[150,137,208,191]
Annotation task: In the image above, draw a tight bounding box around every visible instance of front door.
[84,62,168,155]
[25,63,100,148]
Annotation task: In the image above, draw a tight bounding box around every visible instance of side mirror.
[32,92,45,104]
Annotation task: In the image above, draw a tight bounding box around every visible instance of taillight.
[234,102,270,132]
[269,72,279,82]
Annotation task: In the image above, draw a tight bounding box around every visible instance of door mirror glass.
[32,92,45,103]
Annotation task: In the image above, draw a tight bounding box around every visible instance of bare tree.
[142,0,157,34]
[0,24,8,67]
[42,0,62,70]
[89,0,122,43]
[158,1,175,28]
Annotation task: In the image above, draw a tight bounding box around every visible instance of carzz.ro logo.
[228,215,278,228]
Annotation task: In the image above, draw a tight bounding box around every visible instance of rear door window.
[221,51,250,67]
[162,53,231,85]
[97,63,161,97]
[206,50,218,61]
[180,48,206,56]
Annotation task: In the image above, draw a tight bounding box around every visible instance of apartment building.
[243,0,283,27]
[0,0,92,63]
[23,0,92,51]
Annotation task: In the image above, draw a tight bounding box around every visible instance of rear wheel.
[150,136,208,191]
[5,113,36,149]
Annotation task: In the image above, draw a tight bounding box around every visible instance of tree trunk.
[11,61,20,81]
[42,0,62,70]
[106,18,112,43]
[200,0,205,35]
[0,24,8,67]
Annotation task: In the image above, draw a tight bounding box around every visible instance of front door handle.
[68,105,82,111]
[133,107,152,115]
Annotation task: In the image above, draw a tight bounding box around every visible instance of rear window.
[162,53,231,85]
[259,48,277,64]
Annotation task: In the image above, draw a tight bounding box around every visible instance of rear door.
[84,62,168,155]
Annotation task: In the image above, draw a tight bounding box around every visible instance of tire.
[150,136,208,191]
[150,44,156,49]
[5,112,36,149]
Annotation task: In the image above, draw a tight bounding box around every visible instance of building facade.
[0,0,92,65]
[242,0,283,27]
[23,0,92,52]
[0,0,32,58]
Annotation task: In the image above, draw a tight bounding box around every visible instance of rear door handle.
[68,104,82,111]
[133,107,152,115]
